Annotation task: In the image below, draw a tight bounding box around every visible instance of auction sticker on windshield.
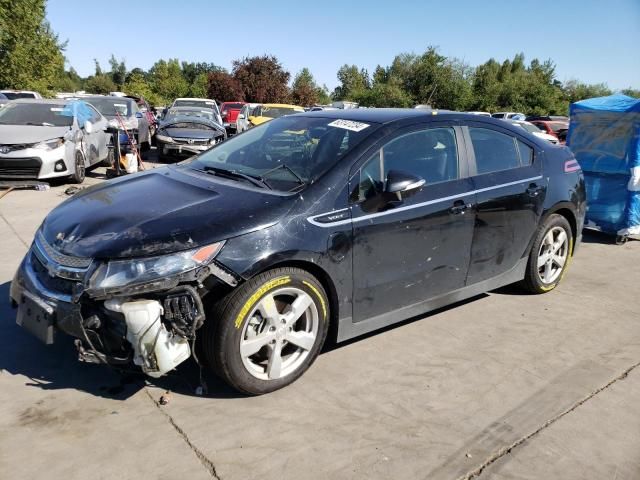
[328,119,370,132]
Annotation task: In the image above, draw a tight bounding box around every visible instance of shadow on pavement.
[0,281,244,400]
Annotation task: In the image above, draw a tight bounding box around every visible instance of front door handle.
[526,184,544,197]
[449,200,472,215]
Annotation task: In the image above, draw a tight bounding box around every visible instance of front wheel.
[203,267,330,395]
[69,151,86,184]
[522,214,573,293]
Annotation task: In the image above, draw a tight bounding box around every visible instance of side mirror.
[384,170,425,196]
[238,114,245,120]
[135,112,143,119]
[83,120,94,134]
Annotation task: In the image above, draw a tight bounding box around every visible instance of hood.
[160,116,225,133]
[164,127,218,139]
[40,166,293,259]
[249,116,273,126]
[0,125,69,144]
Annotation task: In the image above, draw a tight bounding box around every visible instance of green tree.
[85,74,116,95]
[232,55,290,103]
[148,59,189,104]
[189,72,209,98]
[291,68,321,106]
[0,0,66,94]
[563,80,612,104]
[182,61,221,85]
[332,64,370,100]
[108,54,127,88]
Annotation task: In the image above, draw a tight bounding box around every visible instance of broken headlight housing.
[88,242,224,294]
[34,138,64,150]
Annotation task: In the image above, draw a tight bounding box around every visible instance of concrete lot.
[1,157,639,479]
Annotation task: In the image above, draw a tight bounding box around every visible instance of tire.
[522,214,573,294]
[202,267,330,395]
[102,148,115,168]
[69,151,86,184]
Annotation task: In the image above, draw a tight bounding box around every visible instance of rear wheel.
[203,267,329,395]
[69,151,86,184]
[522,214,573,293]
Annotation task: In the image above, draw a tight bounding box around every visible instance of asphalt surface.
[1,151,639,479]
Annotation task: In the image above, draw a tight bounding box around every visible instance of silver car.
[0,99,110,183]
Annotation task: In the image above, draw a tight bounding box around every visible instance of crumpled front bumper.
[10,253,86,344]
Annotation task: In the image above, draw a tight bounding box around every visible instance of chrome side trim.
[307,176,543,228]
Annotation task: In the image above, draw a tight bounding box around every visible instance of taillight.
[564,159,581,173]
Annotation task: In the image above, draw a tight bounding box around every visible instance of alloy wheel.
[240,287,319,380]
[537,226,569,284]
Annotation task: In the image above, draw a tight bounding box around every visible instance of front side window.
[469,127,522,174]
[356,127,459,201]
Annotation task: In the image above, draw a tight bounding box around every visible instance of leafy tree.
[148,59,189,104]
[621,88,640,98]
[316,84,332,105]
[232,55,290,103]
[108,54,127,88]
[123,71,162,104]
[291,68,321,106]
[332,64,370,100]
[0,0,66,94]
[182,61,221,85]
[189,72,209,98]
[207,70,243,101]
[563,80,612,104]
[85,74,116,95]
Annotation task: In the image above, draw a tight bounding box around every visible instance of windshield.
[2,92,37,100]
[165,109,215,122]
[0,102,72,126]
[222,103,244,111]
[85,98,131,118]
[261,107,301,119]
[188,116,378,192]
[174,100,217,109]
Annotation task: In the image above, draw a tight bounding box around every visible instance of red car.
[220,102,245,133]
[530,120,569,140]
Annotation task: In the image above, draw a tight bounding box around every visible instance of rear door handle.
[526,184,544,197]
[449,200,473,215]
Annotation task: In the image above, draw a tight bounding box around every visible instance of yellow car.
[248,103,305,126]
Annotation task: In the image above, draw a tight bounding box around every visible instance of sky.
[47,0,640,91]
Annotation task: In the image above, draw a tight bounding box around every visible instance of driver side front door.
[351,124,476,326]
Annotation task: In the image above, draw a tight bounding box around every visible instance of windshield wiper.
[199,166,272,190]
[261,163,305,186]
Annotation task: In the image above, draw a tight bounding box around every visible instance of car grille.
[35,232,92,268]
[31,251,76,296]
[172,137,209,145]
[0,143,34,152]
[0,157,42,179]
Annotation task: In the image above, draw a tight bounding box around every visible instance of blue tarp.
[60,100,94,126]
[567,94,640,235]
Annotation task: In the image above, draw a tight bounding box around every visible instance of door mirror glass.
[83,120,93,134]
[238,114,245,120]
[385,169,425,194]
[135,112,143,119]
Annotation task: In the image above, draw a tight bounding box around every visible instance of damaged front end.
[10,231,239,378]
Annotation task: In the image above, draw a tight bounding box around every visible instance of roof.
[262,103,304,110]
[174,98,216,102]
[299,107,457,124]
[572,94,640,113]
[9,98,67,105]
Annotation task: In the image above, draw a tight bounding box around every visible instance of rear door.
[464,124,546,285]
[350,123,476,323]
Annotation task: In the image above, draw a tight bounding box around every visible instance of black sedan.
[155,108,226,161]
[11,109,585,394]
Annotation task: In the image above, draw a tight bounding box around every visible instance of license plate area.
[16,292,55,344]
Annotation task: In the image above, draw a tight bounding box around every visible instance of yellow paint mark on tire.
[234,276,291,329]
[303,280,327,320]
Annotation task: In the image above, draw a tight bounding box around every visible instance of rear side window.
[469,127,521,174]
[517,140,534,165]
